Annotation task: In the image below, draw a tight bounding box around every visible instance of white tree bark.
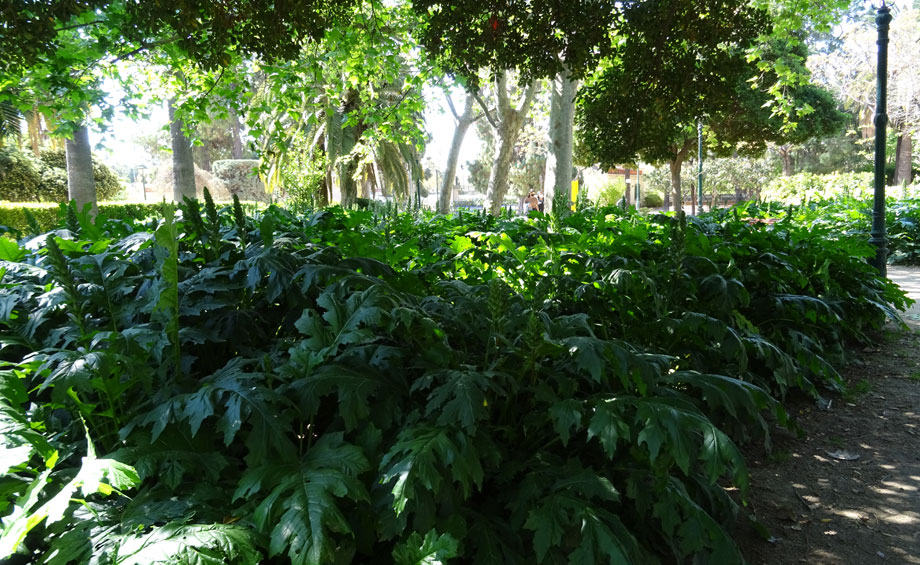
[439,93,477,214]
[169,99,197,201]
[667,140,693,213]
[894,129,913,186]
[547,70,577,212]
[65,124,97,217]
[481,72,539,216]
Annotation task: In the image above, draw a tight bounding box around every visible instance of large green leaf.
[112,523,263,565]
[392,529,459,565]
[379,425,485,514]
[234,433,369,565]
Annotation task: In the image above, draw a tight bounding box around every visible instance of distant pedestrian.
[525,191,539,212]
[537,191,545,213]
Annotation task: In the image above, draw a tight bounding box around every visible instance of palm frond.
[0,100,22,141]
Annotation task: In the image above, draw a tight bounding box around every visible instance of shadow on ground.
[737,267,920,564]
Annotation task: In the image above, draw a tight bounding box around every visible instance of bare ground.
[737,267,920,564]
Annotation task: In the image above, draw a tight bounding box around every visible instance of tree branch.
[444,90,462,122]
[108,35,181,66]
[494,71,511,115]
[472,89,499,129]
[516,79,540,114]
[55,20,105,33]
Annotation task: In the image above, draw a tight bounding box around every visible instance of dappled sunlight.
[881,480,918,492]
[879,513,915,525]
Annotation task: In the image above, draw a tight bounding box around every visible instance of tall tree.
[810,8,920,186]
[474,72,540,215]
[411,0,849,213]
[577,0,770,209]
[243,0,428,206]
[544,70,577,210]
[438,89,482,214]
[168,99,197,200]
[577,13,845,210]
[1,0,359,207]
[65,123,97,215]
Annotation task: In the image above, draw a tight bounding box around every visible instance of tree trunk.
[439,94,475,214]
[27,109,42,158]
[893,130,913,186]
[669,159,683,213]
[487,123,519,215]
[169,99,196,201]
[316,133,330,207]
[197,139,212,172]
[230,107,244,159]
[548,70,577,212]
[65,124,97,217]
[341,157,359,207]
[779,146,794,176]
[667,140,693,213]
[485,72,539,215]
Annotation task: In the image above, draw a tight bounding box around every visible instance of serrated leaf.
[424,370,490,433]
[586,400,629,458]
[523,499,567,561]
[113,522,263,565]
[550,399,583,446]
[241,433,369,565]
[392,529,459,565]
[379,425,484,515]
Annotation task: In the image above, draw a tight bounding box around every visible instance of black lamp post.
[697,119,704,213]
[869,3,892,275]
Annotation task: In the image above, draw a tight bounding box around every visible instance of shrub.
[0,202,164,235]
[593,180,626,207]
[282,161,326,210]
[0,147,124,202]
[642,191,664,208]
[0,203,908,563]
[0,145,42,201]
[211,159,269,202]
[762,172,873,203]
[38,149,124,201]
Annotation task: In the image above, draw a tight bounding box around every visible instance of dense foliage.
[0,147,122,203]
[737,197,920,266]
[0,197,908,563]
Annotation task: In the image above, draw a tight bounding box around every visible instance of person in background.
[525,191,539,212]
[537,191,545,213]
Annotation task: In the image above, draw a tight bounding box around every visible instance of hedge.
[0,202,162,236]
[0,200,266,237]
[0,147,123,202]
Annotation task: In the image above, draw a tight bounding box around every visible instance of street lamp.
[697,120,704,214]
[869,2,892,275]
[137,164,148,202]
[624,175,631,210]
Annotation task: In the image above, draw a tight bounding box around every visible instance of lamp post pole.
[697,120,704,213]
[137,164,148,203]
[869,3,892,276]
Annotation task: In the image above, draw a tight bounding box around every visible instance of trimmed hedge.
[0,146,42,201]
[0,200,267,236]
[0,147,123,202]
[211,159,269,202]
[0,202,163,235]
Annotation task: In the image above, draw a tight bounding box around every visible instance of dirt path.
[738,266,920,564]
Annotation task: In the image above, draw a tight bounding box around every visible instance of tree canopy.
[1,0,354,74]
[576,21,846,168]
[411,0,618,82]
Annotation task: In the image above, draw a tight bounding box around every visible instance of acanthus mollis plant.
[0,198,910,564]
